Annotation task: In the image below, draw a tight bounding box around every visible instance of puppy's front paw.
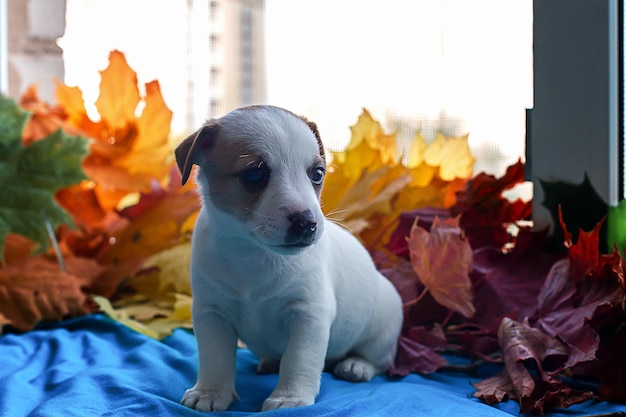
[181,386,238,412]
[334,357,378,382]
[261,394,314,411]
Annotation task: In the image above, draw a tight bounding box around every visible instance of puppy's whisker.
[325,208,349,219]
[245,208,275,222]
[328,218,352,234]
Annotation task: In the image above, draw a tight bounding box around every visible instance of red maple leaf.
[471,229,560,332]
[390,325,448,376]
[451,159,531,249]
[386,207,451,259]
[534,214,625,368]
[473,317,594,415]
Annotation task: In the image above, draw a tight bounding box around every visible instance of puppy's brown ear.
[175,122,220,185]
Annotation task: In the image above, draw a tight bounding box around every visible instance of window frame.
[0,0,8,96]
[529,0,622,230]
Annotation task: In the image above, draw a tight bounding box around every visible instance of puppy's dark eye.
[240,162,270,190]
[310,166,325,185]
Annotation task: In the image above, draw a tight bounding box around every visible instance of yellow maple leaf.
[132,243,192,296]
[423,132,475,181]
[322,109,475,251]
[116,80,173,181]
[95,50,141,131]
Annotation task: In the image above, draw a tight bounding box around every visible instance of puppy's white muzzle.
[251,208,324,255]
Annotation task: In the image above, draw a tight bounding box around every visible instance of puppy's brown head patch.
[176,106,327,244]
[175,121,220,184]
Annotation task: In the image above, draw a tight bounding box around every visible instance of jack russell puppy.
[175,105,403,412]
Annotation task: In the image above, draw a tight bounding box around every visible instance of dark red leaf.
[389,334,448,376]
[471,229,559,331]
[535,258,623,368]
[594,329,626,402]
[450,159,531,249]
[473,372,515,405]
[386,207,450,259]
[473,372,594,415]
[498,317,569,384]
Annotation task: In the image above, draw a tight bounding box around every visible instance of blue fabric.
[0,315,622,417]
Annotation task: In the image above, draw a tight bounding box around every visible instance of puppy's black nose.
[286,210,317,244]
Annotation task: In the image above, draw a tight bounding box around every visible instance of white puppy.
[175,105,403,412]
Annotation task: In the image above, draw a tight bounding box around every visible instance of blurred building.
[1,0,66,102]
[207,0,266,118]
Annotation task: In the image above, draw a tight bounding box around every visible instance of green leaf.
[608,199,626,252]
[0,95,89,257]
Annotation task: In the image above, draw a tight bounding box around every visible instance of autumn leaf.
[56,50,174,211]
[322,109,474,250]
[92,296,160,339]
[540,174,608,251]
[95,50,141,131]
[0,254,101,332]
[115,243,192,303]
[451,159,531,249]
[19,85,83,145]
[386,207,451,259]
[473,317,594,415]
[93,244,194,339]
[390,330,448,376]
[0,95,88,257]
[473,371,594,415]
[471,229,560,332]
[408,216,475,318]
[422,132,474,181]
[98,168,199,264]
[535,226,625,368]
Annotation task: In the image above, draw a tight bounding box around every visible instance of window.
[530,0,621,230]
[617,0,626,201]
[0,0,7,96]
[265,1,533,177]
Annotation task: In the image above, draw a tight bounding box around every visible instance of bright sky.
[60,0,532,176]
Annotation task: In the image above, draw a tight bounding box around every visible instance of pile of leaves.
[1,51,199,337]
[325,108,626,412]
[1,50,625,414]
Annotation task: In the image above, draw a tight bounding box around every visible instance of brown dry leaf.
[95,292,192,339]
[1,233,34,265]
[93,296,160,339]
[408,216,475,317]
[0,255,101,332]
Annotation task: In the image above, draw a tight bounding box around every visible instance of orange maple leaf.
[18,85,83,145]
[408,216,475,318]
[98,168,200,265]
[55,50,174,211]
[0,249,102,332]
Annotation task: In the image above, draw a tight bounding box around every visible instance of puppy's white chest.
[234,299,291,357]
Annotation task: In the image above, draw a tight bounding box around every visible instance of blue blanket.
[0,315,622,416]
